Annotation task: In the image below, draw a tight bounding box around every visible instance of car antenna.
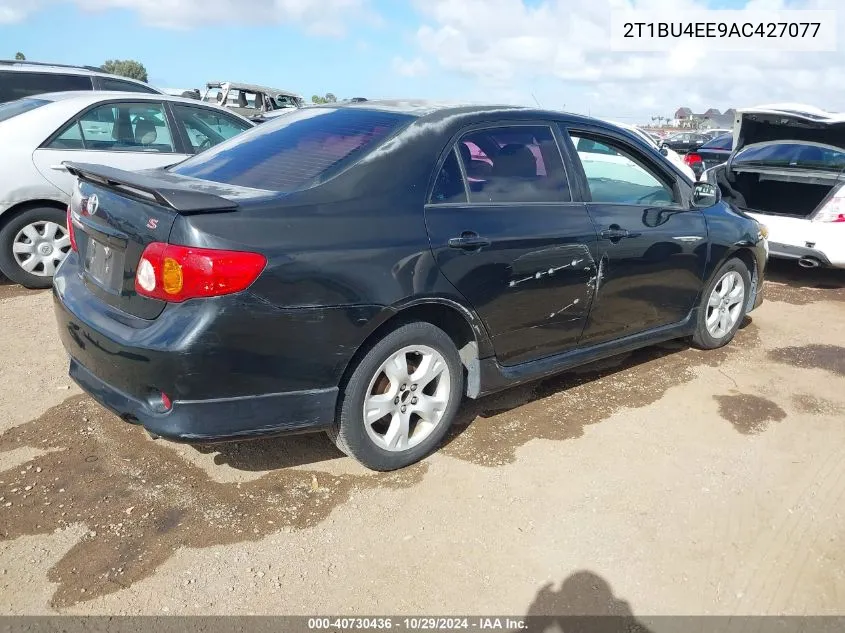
[531,93,542,107]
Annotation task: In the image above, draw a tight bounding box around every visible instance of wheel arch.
[709,245,760,312]
[339,298,493,400]
[0,198,68,228]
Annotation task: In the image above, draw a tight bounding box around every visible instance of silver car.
[0,91,254,288]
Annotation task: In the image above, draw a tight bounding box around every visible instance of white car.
[705,103,845,269]
[606,121,696,181]
[0,91,254,288]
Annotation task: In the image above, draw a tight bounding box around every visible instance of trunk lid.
[735,104,845,153]
[64,162,248,319]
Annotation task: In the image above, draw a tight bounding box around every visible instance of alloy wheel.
[362,345,451,452]
[705,271,745,339]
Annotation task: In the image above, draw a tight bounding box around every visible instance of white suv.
[0,60,162,103]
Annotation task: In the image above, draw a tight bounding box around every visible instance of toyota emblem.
[88,194,99,215]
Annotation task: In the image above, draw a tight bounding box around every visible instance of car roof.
[18,91,254,123]
[0,60,156,87]
[207,82,302,98]
[310,101,658,138]
[30,90,227,107]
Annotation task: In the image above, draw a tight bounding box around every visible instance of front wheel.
[329,322,464,471]
[691,257,751,350]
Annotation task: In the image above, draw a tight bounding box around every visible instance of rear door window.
[169,107,414,191]
[48,102,175,153]
[0,71,92,102]
[455,125,571,203]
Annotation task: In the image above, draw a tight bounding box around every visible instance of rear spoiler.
[63,162,238,213]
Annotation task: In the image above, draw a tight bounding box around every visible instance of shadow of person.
[523,571,652,633]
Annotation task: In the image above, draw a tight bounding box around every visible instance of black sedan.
[687,133,734,180]
[661,131,709,153]
[53,102,767,470]
[696,133,734,172]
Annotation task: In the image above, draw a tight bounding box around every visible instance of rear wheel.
[0,207,71,289]
[691,257,750,350]
[329,322,464,471]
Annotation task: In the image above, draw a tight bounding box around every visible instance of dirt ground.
[0,260,843,616]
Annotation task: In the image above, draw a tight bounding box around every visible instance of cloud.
[392,56,429,77]
[0,0,36,23]
[3,0,375,34]
[411,0,845,121]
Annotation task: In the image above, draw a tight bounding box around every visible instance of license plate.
[84,239,123,291]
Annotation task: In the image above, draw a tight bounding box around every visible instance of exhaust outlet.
[798,257,820,269]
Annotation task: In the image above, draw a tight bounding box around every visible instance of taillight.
[813,185,845,223]
[66,205,78,252]
[135,242,266,302]
[684,152,702,165]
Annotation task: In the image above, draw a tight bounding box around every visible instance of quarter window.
[456,126,571,203]
[48,102,174,153]
[569,133,676,206]
[430,149,466,204]
[172,104,252,153]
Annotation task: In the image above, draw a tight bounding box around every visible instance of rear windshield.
[0,98,49,123]
[702,133,733,150]
[169,107,415,192]
[735,142,845,171]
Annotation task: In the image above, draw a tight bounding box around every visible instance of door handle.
[49,164,68,171]
[448,232,491,250]
[601,228,630,240]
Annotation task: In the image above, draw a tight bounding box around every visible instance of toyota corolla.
[53,102,767,470]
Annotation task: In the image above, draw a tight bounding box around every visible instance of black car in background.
[689,133,734,179]
[53,103,767,470]
[661,131,709,153]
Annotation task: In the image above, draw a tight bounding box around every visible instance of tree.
[311,93,337,104]
[14,52,25,60]
[101,59,148,83]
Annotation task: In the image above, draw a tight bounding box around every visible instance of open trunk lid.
[735,104,845,153]
[64,162,242,320]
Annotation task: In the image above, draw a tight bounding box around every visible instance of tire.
[328,322,464,471]
[691,257,751,350]
[0,206,71,289]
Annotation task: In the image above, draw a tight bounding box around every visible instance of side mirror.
[659,146,669,157]
[691,181,720,208]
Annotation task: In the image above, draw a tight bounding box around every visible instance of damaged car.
[706,104,845,269]
[202,82,304,122]
[53,102,767,471]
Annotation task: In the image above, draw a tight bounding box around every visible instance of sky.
[1,0,842,123]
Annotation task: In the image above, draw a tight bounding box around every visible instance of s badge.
[146,218,159,230]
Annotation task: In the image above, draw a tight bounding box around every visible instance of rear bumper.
[52,254,348,441]
[68,356,337,442]
[768,241,833,266]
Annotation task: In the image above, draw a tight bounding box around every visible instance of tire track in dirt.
[0,396,427,608]
[442,323,761,466]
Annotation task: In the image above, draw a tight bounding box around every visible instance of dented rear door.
[424,122,598,367]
